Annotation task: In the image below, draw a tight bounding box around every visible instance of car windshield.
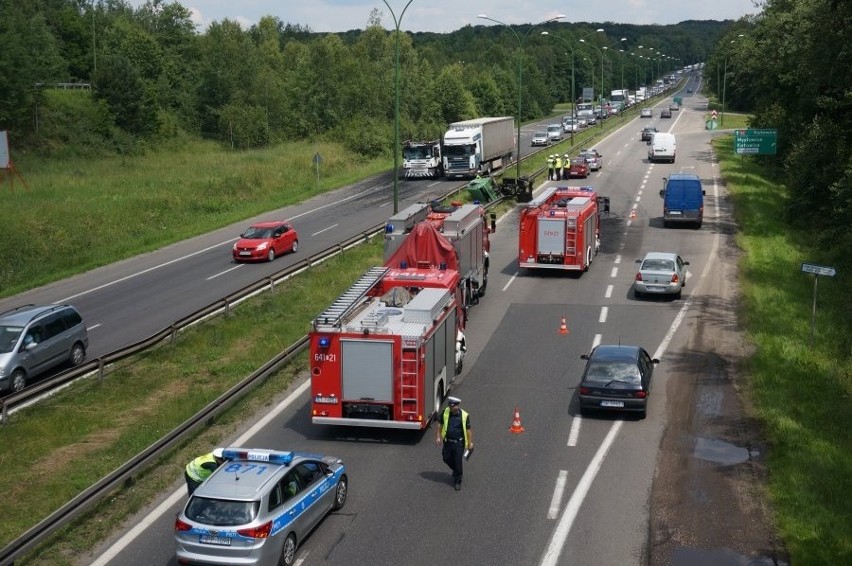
[642,259,675,271]
[571,158,585,165]
[584,361,641,384]
[242,227,274,239]
[534,132,546,137]
[185,497,260,527]
[0,326,24,353]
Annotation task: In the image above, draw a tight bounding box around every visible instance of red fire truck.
[518,182,608,272]
[310,266,464,429]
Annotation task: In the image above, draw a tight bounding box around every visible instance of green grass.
[0,139,390,297]
[717,135,851,565]
[3,238,385,564]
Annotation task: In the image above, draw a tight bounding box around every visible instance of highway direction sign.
[734,128,777,155]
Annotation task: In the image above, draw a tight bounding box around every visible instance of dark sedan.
[577,345,660,418]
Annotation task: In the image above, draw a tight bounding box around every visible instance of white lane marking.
[427,181,443,188]
[614,254,622,265]
[59,188,375,303]
[87,323,102,331]
[567,417,581,447]
[605,285,613,299]
[610,267,618,278]
[592,334,601,348]
[548,470,569,519]
[598,306,608,323]
[207,265,242,280]
[90,380,312,566]
[311,223,339,237]
[540,420,624,566]
[502,271,518,292]
[380,201,391,207]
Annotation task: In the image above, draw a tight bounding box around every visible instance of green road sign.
[734,128,777,155]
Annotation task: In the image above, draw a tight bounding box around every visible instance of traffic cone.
[558,317,569,335]
[629,210,637,220]
[509,407,525,434]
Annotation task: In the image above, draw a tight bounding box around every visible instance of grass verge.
[717,135,851,565]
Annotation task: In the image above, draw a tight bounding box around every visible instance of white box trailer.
[443,116,515,178]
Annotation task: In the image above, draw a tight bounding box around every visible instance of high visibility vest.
[555,157,563,169]
[547,157,554,168]
[440,407,470,446]
[186,453,217,482]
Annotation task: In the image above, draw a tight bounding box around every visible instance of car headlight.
[257,242,269,250]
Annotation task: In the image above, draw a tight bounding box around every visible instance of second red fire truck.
[518,182,609,273]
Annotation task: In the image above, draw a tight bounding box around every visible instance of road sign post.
[800,262,837,345]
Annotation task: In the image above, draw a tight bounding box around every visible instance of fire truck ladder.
[313,266,389,328]
[400,347,419,417]
[565,220,577,257]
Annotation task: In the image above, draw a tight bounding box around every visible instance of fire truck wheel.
[332,475,348,510]
[279,533,297,566]
[584,247,592,271]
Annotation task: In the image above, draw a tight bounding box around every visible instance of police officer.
[435,396,473,490]
[547,154,555,180]
[185,447,226,496]
[563,153,571,180]
[554,154,563,180]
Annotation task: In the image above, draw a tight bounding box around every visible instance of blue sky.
[128,1,759,33]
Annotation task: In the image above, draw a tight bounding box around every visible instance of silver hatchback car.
[175,448,348,566]
[0,304,89,393]
[633,252,689,299]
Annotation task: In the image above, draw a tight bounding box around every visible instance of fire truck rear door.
[341,340,393,402]
[537,217,566,256]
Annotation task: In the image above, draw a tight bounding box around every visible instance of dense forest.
[0,0,848,264]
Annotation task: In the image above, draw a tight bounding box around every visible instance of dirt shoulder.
[648,191,789,565]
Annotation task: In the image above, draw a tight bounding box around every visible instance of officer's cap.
[212,447,224,459]
[447,396,461,406]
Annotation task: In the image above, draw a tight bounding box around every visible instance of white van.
[648,132,676,163]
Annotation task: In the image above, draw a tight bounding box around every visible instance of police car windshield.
[0,326,23,353]
[185,497,260,527]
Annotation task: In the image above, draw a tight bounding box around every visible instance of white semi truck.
[442,116,515,179]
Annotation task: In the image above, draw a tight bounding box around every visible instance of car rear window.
[584,361,641,384]
[185,497,260,526]
[642,260,675,271]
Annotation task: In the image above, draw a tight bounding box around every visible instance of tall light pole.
[541,31,599,146]
[579,38,604,128]
[383,0,414,214]
[478,13,566,180]
[721,34,744,127]
[602,38,627,105]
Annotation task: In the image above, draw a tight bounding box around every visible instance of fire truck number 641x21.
[314,353,336,362]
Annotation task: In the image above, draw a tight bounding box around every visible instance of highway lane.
[84,83,730,566]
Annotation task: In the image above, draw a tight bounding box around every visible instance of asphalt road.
[72,80,745,566]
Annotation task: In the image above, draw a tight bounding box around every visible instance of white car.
[546,124,563,143]
[531,131,549,146]
[562,120,579,133]
[633,252,689,299]
[640,108,653,118]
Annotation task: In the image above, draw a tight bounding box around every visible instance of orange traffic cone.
[558,317,569,335]
[629,209,637,220]
[509,407,525,434]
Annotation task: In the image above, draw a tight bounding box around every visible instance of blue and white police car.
[175,448,347,566]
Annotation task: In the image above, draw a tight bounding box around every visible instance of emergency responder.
[546,154,555,180]
[554,154,563,180]
[435,396,473,491]
[185,447,226,496]
[563,153,571,180]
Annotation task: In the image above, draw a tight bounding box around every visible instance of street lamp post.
[541,31,599,146]
[383,0,415,214]
[602,38,627,108]
[579,38,604,128]
[478,13,566,181]
[721,34,744,127]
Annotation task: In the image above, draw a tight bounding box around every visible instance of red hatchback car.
[232,221,299,262]
[566,157,589,178]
